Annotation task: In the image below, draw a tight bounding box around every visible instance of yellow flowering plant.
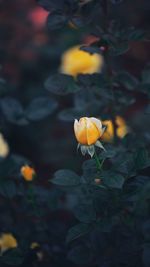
[74,117,105,157]
[0,0,150,266]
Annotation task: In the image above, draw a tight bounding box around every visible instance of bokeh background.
[0,0,150,266]
[0,0,149,174]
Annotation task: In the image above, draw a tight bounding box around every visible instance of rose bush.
[0,0,149,266]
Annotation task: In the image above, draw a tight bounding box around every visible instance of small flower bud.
[21,165,36,181]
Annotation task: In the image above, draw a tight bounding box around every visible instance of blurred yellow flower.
[101,116,129,142]
[0,233,17,254]
[30,242,40,249]
[60,46,103,77]
[21,165,35,181]
[74,117,105,157]
[0,133,9,158]
[116,116,129,138]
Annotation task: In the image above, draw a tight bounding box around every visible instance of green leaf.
[68,245,92,265]
[47,13,68,30]
[0,98,28,125]
[66,223,92,244]
[0,180,17,198]
[110,0,123,4]
[115,90,136,106]
[109,42,129,56]
[145,104,150,114]
[80,46,101,54]
[58,98,103,121]
[112,152,136,177]
[82,159,97,182]
[74,203,96,223]
[51,169,81,186]
[1,249,24,266]
[142,67,150,84]
[26,97,58,121]
[134,181,150,216]
[134,148,150,170]
[0,78,7,96]
[127,29,145,41]
[143,243,150,267]
[45,74,80,95]
[96,216,119,232]
[58,107,85,122]
[0,156,19,179]
[115,71,138,90]
[101,171,125,189]
[100,146,117,159]
[77,74,108,88]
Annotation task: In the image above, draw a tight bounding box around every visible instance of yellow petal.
[74,117,88,145]
[90,117,102,135]
[86,118,100,145]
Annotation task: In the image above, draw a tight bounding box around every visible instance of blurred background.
[0,0,150,266]
[0,0,149,176]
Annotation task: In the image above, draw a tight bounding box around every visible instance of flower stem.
[28,184,38,216]
[100,158,105,169]
[94,150,105,171]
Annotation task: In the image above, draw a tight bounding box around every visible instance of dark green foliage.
[66,223,92,244]
[115,71,138,91]
[1,249,24,266]
[0,0,150,266]
[73,203,96,223]
[0,98,28,126]
[52,169,81,186]
[101,170,125,189]
[45,74,80,95]
[25,97,58,121]
[47,13,68,30]
[0,97,58,125]
[68,244,93,264]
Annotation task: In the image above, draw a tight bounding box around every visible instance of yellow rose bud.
[0,133,9,158]
[0,233,17,254]
[74,117,102,145]
[21,165,35,181]
[74,117,105,157]
[101,116,129,142]
[60,46,104,77]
